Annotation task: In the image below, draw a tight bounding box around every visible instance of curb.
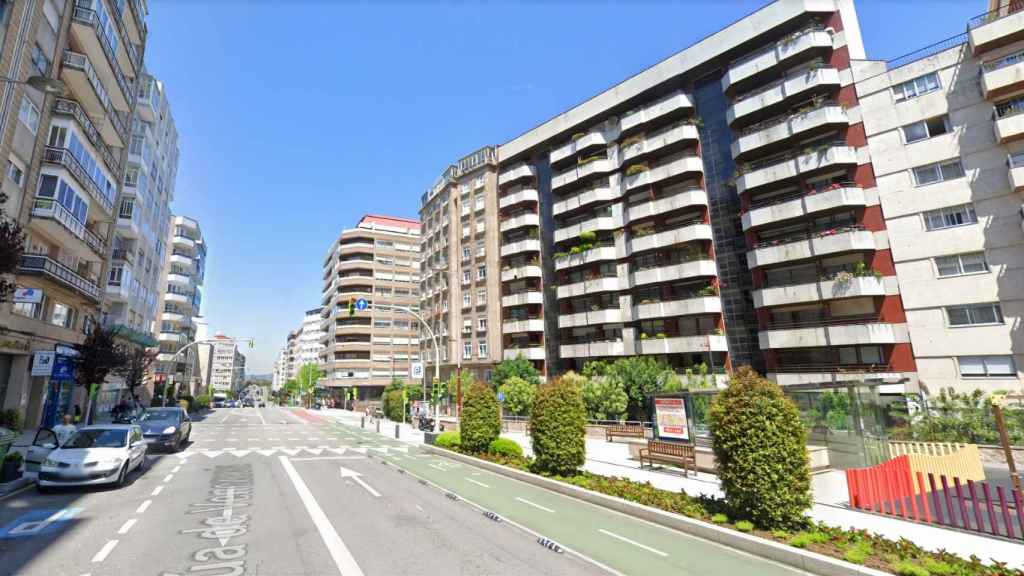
[426,445,889,576]
[0,476,34,499]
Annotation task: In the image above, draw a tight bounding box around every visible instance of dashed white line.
[163,474,174,483]
[91,539,119,562]
[136,500,152,514]
[515,496,554,513]
[151,486,164,496]
[172,465,181,473]
[465,477,490,488]
[117,519,137,534]
[598,529,669,557]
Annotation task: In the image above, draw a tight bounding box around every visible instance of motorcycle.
[417,417,435,432]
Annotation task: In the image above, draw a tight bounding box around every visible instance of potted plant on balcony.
[698,285,718,297]
[640,333,649,340]
[656,333,667,339]
[625,164,649,176]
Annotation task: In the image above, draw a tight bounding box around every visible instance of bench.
[639,440,696,476]
[606,424,645,442]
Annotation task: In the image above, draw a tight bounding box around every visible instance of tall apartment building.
[299,306,324,368]
[200,334,244,396]
[271,347,287,391]
[418,147,503,383]
[319,214,420,402]
[154,215,206,395]
[0,0,149,427]
[283,328,300,381]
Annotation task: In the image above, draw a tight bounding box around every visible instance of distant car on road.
[138,407,191,452]
[31,425,147,491]
[212,399,225,408]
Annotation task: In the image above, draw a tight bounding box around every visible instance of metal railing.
[72,6,136,99]
[60,50,128,142]
[764,312,882,330]
[886,33,967,70]
[18,254,101,301]
[42,147,114,215]
[771,363,892,374]
[746,181,859,211]
[995,95,1024,119]
[52,98,120,176]
[31,197,105,255]
[982,47,1024,72]
[111,248,133,263]
[968,0,1024,29]
[753,223,865,250]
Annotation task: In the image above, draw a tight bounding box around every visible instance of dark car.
[242,398,254,408]
[138,407,191,452]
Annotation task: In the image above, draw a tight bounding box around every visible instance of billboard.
[654,397,689,441]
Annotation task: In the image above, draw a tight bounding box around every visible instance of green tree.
[114,344,157,403]
[530,377,587,475]
[498,376,536,416]
[607,356,669,420]
[492,355,541,388]
[581,376,628,420]
[406,384,424,402]
[72,323,127,423]
[461,381,501,453]
[382,378,406,421]
[708,367,810,530]
[294,363,323,407]
[660,370,684,393]
[0,191,25,302]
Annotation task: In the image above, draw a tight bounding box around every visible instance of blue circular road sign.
[355,298,368,311]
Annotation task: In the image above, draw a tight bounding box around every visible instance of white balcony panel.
[498,163,536,187]
[1011,164,1024,192]
[557,276,622,299]
[169,254,193,268]
[634,296,722,321]
[736,146,856,195]
[561,341,628,358]
[167,273,191,286]
[554,246,618,271]
[554,215,619,243]
[995,112,1024,143]
[501,265,542,282]
[970,10,1024,55]
[500,213,540,233]
[499,188,539,210]
[727,67,841,126]
[550,131,610,165]
[552,184,620,216]
[630,223,712,254]
[753,276,886,308]
[747,229,875,268]
[165,292,189,304]
[500,238,541,257]
[558,308,623,329]
[623,156,703,192]
[552,158,616,191]
[723,29,833,92]
[731,105,848,159]
[162,312,187,323]
[502,291,543,307]
[504,347,545,361]
[621,90,693,133]
[631,260,718,287]
[741,186,866,230]
[758,322,909,349]
[626,189,708,223]
[639,335,728,355]
[770,371,907,387]
[502,319,545,333]
[982,61,1024,98]
[621,124,699,163]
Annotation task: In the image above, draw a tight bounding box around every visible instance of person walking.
[53,414,77,446]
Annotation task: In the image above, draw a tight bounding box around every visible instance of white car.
[31,425,148,491]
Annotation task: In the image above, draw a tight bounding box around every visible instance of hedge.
[461,382,500,453]
[530,376,586,475]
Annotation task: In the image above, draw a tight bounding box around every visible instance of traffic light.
[348,298,356,317]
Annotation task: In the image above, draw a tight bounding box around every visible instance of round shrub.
[708,366,810,530]
[487,437,524,458]
[461,382,501,453]
[383,388,405,422]
[530,376,586,475]
[434,430,461,449]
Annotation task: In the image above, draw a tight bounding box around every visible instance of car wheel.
[36,484,50,494]
[115,462,129,488]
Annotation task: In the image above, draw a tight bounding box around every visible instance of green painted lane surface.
[326,420,806,576]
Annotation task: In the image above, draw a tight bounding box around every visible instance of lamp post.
[1,75,66,95]
[373,302,441,432]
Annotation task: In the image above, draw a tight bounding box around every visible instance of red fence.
[846,458,1024,540]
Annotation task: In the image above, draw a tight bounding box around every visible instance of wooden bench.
[605,424,645,442]
[639,440,696,476]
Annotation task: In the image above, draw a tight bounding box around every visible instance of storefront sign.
[654,397,690,441]
[13,288,43,304]
[31,351,56,376]
[51,355,75,381]
[0,338,30,353]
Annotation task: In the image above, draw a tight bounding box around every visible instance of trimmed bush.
[487,437,524,458]
[734,520,754,533]
[461,382,501,453]
[383,389,405,422]
[708,366,810,530]
[435,431,461,449]
[498,376,535,416]
[530,377,586,475]
[711,513,728,524]
[0,408,23,431]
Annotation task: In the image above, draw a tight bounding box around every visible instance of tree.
[660,370,684,393]
[72,323,127,424]
[708,366,810,530]
[492,355,541,388]
[581,376,628,420]
[461,381,501,453]
[530,377,587,475]
[607,356,669,420]
[0,191,25,303]
[498,376,535,416]
[294,363,323,407]
[382,378,406,421]
[115,344,157,403]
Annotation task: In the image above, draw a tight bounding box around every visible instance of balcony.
[742,185,866,230]
[172,234,197,250]
[620,123,699,164]
[499,188,539,210]
[554,214,618,243]
[502,319,545,333]
[117,209,140,238]
[639,335,728,355]
[769,366,903,387]
[162,311,187,323]
[634,296,722,321]
[60,51,127,145]
[165,292,190,305]
[550,129,611,166]
[736,144,856,195]
[554,245,617,271]
[42,147,114,215]
[1010,154,1024,192]
[626,189,707,222]
[623,156,703,192]
[167,272,191,286]
[558,308,623,328]
[758,318,908,349]
[557,276,621,299]
[552,182,620,216]
[994,99,1024,143]
[551,157,616,191]
[504,347,545,361]
[747,226,875,268]
[753,276,886,308]
[158,331,185,344]
[561,341,628,358]
[723,27,834,93]
[621,90,693,134]
[969,3,1024,55]
[731,103,848,160]
[727,66,841,127]
[631,259,717,287]
[500,238,541,257]
[18,254,101,302]
[982,52,1024,99]
[30,198,105,260]
[499,212,540,233]
[169,253,193,268]
[52,98,120,176]
[629,223,712,254]
[498,163,536,187]
[70,5,135,108]
[501,264,542,282]
[501,291,543,307]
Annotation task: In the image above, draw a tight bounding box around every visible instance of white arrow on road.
[339,465,380,498]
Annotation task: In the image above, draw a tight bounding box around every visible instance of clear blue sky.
[145,0,981,373]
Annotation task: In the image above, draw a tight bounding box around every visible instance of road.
[0,406,810,575]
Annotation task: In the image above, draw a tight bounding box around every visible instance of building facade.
[0,0,149,427]
[203,334,243,396]
[319,214,420,402]
[418,147,503,385]
[154,215,205,395]
[299,306,324,368]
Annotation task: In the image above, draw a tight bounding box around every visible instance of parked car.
[31,425,147,491]
[242,398,254,408]
[212,399,225,409]
[138,407,191,452]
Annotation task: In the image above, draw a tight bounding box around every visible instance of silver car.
[31,425,148,491]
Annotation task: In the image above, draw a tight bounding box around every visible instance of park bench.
[639,440,696,476]
[605,424,645,442]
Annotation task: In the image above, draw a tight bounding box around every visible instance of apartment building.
[0,0,148,427]
[271,347,287,391]
[202,334,244,396]
[319,214,420,402]
[299,306,324,368]
[284,328,300,381]
[418,147,503,384]
[154,215,206,395]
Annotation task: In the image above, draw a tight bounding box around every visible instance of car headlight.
[99,458,123,468]
[43,458,61,468]
[162,426,177,434]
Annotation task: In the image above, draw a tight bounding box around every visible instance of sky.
[144,0,983,374]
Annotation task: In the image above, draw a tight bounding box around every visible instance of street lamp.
[0,74,67,95]
[373,302,441,433]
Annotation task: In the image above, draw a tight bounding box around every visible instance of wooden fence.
[888,441,986,487]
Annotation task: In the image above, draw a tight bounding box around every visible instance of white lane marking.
[256,408,267,425]
[515,497,554,513]
[172,465,181,473]
[151,486,164,496]
[278,457,365,576]
[465,477,490,488]
[598,529,669,557]
[289,456,366,462]
[117,519,137,534]
[136,500,152,514]
[91,539,119,562]
[163,474,174,483]
[339,466,381,498]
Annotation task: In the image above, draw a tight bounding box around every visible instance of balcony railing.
[995,96,1024,119]
[735,98,840,138]
[763,313,880,330]
[72,6,136,100]
[983,48,1024,72]
[746,181,858,211]
[42,147,114,215]
[771,363,892,374]
[31,197,105,256]
[753,224,865,250]
[19,254,101,301]
[61,50,128,141]
[52,98,120,176]
[968,1,1024,29]
[111,248,134,264]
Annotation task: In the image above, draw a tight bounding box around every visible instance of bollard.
[395,424,400,439]
[376,419,380,433]
[361,417,365,429]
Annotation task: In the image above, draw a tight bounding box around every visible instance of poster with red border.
[654,398,689,441]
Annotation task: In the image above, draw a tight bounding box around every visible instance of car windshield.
[63,429,128,449]
[139,410,179,423]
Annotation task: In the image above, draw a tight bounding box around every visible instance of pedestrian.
[53,414,77,446]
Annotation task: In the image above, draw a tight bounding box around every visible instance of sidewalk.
[320,408,1024,568]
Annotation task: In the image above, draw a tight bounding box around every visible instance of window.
[959,356,1016,377]
[109,266,124,286]
[935,252,989,277]
[913,159,964,186]
[463,342,472,360]
[18,97,39,134]
[476,288,486,306]
[924,203,976,230]
[462,245,471,260]
[6,159,23,187]
[477,265,485,280]
[12,299,44,320]
[125,166,139,187]
[902,115,949,143]
[462,292,471,307]
[478,317,487,332]
[478,340,488,358]
[893,72,940,101]
[462,269,470,284]
[50,302,75,329]
[30,44,50,76]
[947,303,1003,326]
